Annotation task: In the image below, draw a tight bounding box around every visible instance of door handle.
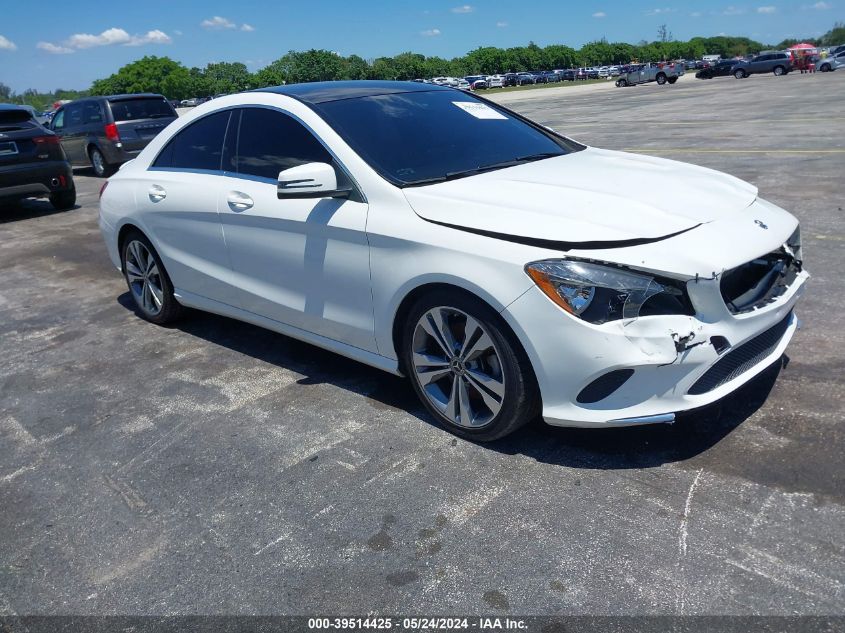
[148,185,166,202]
[227,191,254,212]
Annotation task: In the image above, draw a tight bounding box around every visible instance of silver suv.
[732,52,792,78]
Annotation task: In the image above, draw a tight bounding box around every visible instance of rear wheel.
[667,76,678,84]
[49,186,76,210]
[89,147,114,178]
[402,289,540,442]
[773,65,786,76]
[121,231,184,324]
[734,69,747,79]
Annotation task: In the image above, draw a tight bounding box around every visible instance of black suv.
[49,94,177,177]
[0,104,75,210]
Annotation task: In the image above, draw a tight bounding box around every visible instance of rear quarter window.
[152,110,231,172]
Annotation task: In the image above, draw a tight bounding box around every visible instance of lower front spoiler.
[541,312,799,429]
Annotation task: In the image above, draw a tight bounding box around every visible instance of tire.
[667,76,678,84]
[773,65,786,76]
[820,64,831,72]
[401,288,540,442]
[49,187,76,210]
[656,73,667,85]
[89,146,114,178]
[734,69,746,79]
[120,231,184,325]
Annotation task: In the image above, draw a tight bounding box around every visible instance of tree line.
[3,22,843,109]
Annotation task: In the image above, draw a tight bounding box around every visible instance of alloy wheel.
[411,306,506,428]
[91,149,106,176]
[124,240,164,315]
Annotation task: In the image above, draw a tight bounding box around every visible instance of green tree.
[90,56,195,99]
[819,22,845,47]
[202,62,253,95]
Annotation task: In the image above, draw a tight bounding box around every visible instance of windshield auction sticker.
[452,102,508,120]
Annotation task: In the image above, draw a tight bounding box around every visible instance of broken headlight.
[525,259,694,324]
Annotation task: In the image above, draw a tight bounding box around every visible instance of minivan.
[49,94,177,177]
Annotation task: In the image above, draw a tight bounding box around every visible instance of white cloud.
[593,11,607,18]
[37,41,74,54]
[757,5,777,13]
[240,23,255,32]
[496,21,509,27]
[723,6,746,14]
[420,28,441,36]
[173,29,183,36]
[809,1,832,7]
[201,16,236,29]
[0,35,17,51]
[451,5,474,13]
[646,7,676,15]
[691,11,703,17]
[37,27,172,54]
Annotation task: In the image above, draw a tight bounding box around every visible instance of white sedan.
[99,81,808,440]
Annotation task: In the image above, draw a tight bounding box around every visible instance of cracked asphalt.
[1,71,843,616]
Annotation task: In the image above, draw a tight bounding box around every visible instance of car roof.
[0,103,30,112]
[255,80,452,104]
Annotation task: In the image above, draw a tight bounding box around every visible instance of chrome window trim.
[147,104,367,203]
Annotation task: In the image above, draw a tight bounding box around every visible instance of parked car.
[616,62,684,86]
[608,66,621,76]
[0,104,75,210]
[731,52,792,78]
[49,94,178,177]
[818,50,845,72]
[531,72,548,84]
[598,67,610,78]
[456,79,471,90]
[516,72,536,85]
[541,71,560,83]
[180,98,199,107]
[558,69,577,81]
[432,77,459,87]
[695,59,738,79]
[487,75,505,88]
[465,76,488,90]
[503,73,519,87]
[99,80,807,441]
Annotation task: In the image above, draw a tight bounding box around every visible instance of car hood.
[402,147,758,246]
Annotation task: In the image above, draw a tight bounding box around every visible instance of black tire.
[773,65,786,76]
[49,187,76,210]
[656,73,667,85]
[89,146,115,178]
[667,76,678,84]
[819,64,831,72]
[401,288,540,442]
[734,69,746,79]
[120,230,184,325]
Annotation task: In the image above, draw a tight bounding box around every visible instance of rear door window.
[83,101,103,124]
[65,103,84,129]
[152,110,231,172]
[233,107,332,181]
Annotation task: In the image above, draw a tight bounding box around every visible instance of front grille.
[688,311,793,395]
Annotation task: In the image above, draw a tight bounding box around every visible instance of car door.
[53,102,84,164]
[141,110,232,302]
[215,106,375,351]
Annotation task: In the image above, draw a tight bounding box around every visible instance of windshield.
[313,89,582,187]
[109,97,176,122]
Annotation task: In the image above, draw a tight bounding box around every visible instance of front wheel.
[656,73,667,85]
[820,64,831,72]
[402,290,540,441]
[121,231,184,324]
[734,69,746,79]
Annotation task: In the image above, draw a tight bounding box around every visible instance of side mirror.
[277,162,351,200]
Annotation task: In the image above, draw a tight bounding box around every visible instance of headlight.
[525,259,693,324]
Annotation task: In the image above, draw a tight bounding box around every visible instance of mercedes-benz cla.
[99,81,808,441]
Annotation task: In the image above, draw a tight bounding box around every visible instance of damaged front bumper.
[503,265,808,428]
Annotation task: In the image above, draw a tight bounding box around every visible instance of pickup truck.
[615,62,685,87]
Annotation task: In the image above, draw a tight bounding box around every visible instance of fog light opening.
[577,369,635,404]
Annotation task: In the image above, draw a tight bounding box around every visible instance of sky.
[0,0,840,92]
